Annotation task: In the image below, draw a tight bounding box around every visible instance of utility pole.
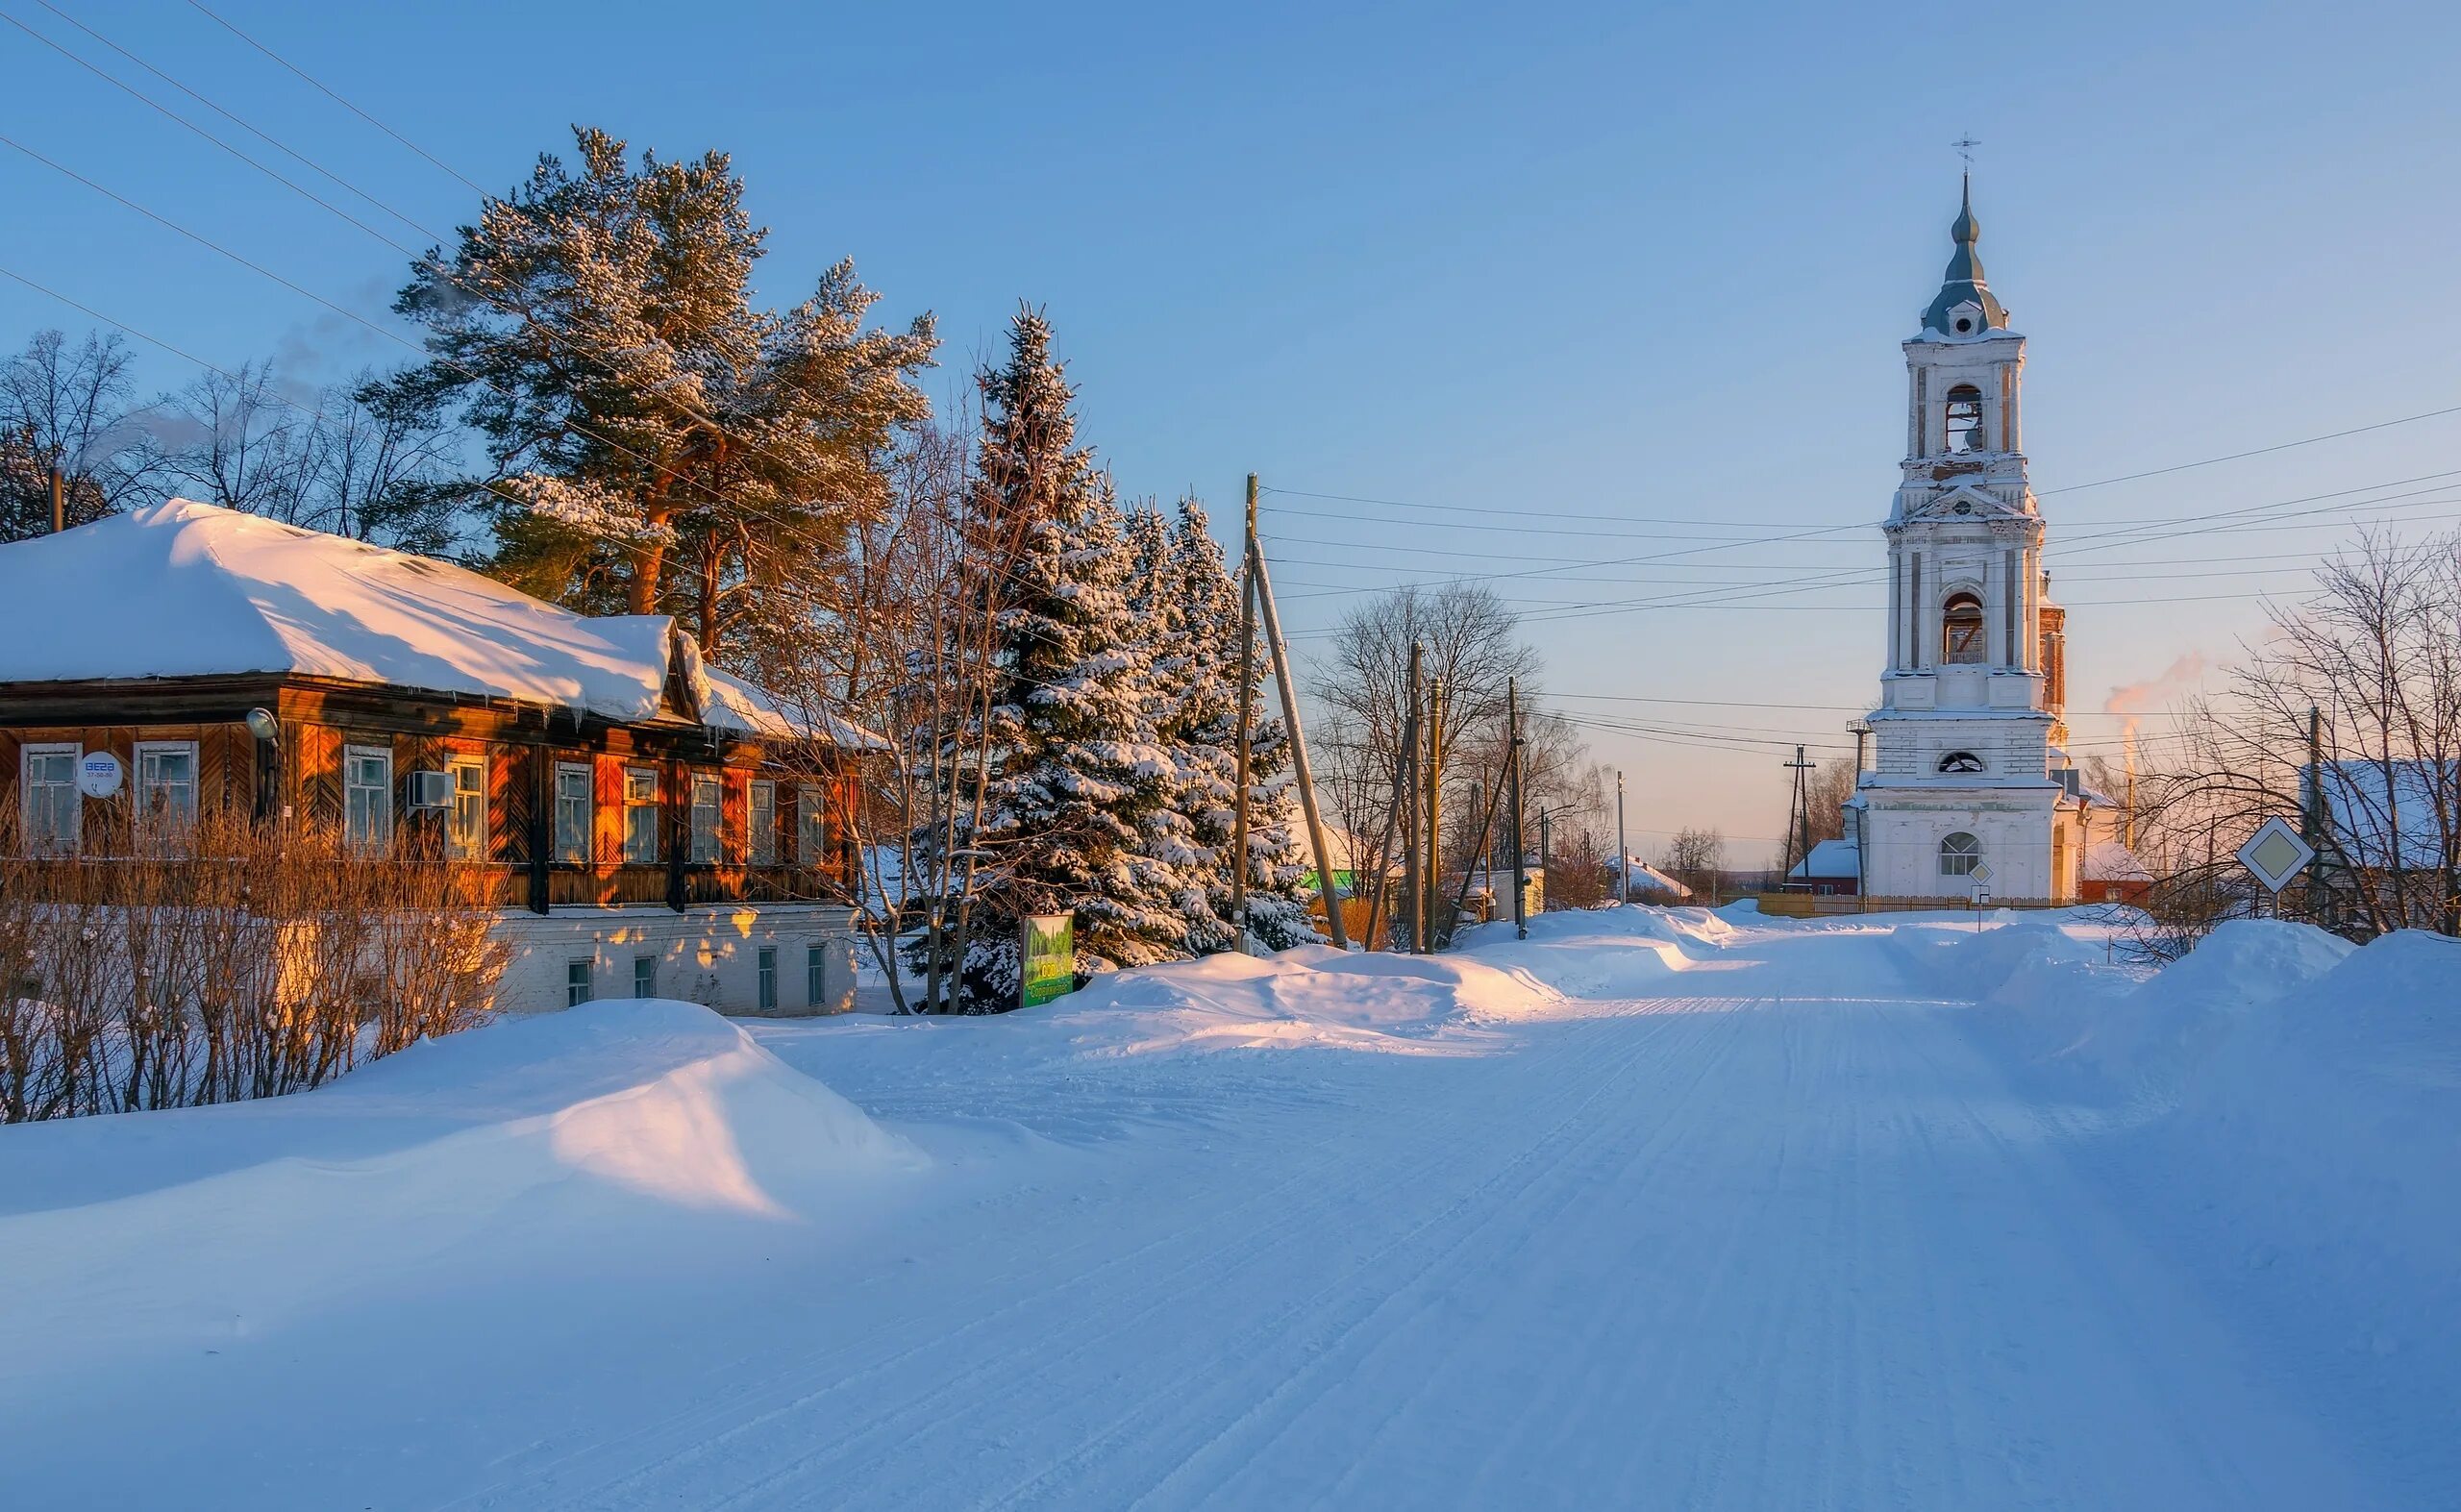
[1227,478,1260,946]
[1613,767,1627,908]
[1362,699,1416,952]
[1510,680,1529,938]
[1404,642,1425,954]
[48,467,65,535]
[1424,675,1445,947]
[1538,807,1552,913]
[1245,484,1349,949]
[2302,703,2324,927]
[1781,744,1815,882]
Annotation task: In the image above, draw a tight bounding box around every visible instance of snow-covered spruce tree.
[949,310,1184,1008]
[1128,502,1229,954]
[1169,499,1324,951]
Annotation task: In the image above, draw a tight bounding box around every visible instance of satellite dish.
[77,751,124,799]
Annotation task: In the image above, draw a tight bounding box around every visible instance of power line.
[182,0,488,196]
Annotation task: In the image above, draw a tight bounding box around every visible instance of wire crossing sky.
[5,0,2458,850]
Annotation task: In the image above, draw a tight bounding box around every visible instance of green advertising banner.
[1020,913,1076,1009]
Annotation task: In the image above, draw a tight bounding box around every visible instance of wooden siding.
[1,674,855,914]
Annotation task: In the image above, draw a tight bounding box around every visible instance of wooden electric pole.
[1614,766,1626,908]
[1423,675,1445,947]
[1510,679,1529,938]
[1245,484,1350,949]
[48,467,65,535]
[1404,642,1425,954]
[1781,744,1815,881]
[1227,477,1260,945]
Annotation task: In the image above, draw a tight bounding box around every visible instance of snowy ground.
[2,906,2453,1509]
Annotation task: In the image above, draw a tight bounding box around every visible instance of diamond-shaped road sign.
[2237,816,2316,893]
[1969,861,1994,886]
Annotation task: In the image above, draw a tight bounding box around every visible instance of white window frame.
[344,744,393,851]
[689,773,722,865]
[133,739,199,829]
[554,762,592,865]
[798,785,829,868]
[20,742,80,855]
[749,780,777,866]
[1939,830,1982,879]
[622,765,660,865]
[445,752,487,860]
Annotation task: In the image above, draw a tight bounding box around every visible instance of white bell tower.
[1855,177,2091,903]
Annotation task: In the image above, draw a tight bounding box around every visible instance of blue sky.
[8,0,2458,854]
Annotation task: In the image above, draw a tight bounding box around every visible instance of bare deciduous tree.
[0,329,166,540]
[2131,530,2460,951]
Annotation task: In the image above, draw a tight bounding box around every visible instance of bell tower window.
[1941,591,1985,664]
[1944,384,1984,453]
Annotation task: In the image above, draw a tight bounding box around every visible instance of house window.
[622,766,659,864]
[633,954,658,999]
[758,947,777,1011]
[1944,384,1984,453]
[445,753,487,859]
[566,958,593,1007]
[554,762,592,864]
[1939,830,1981,879]
[749,780,778,865]
[807,943,828,1005]
[345,745,393,851]
[799,786,830,868]
[689,773,721,864]
[20,743,79,855]
[1941,592,1985,664]
[134,740,198,827]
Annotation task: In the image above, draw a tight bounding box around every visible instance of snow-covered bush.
[0,808,510,1122]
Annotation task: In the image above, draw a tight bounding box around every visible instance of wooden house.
[0,500,874,1015]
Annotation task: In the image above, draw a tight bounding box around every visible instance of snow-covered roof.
[1787,837,1860,880]
[0,500,857,744]
[1614,857,1693,898]
[2311,759,2457,870]
[2083,838,2151,882]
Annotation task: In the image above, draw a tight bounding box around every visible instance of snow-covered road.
[2,911,2442,1508]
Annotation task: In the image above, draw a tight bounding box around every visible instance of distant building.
[2304,758,2459,930]
[0,500,870,1015]
[1855,179,2107,903]
[2079,838,2151,905]
[1617,857,1693,902]
[1783,838,1861,896]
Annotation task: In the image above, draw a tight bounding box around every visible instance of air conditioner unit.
[406,769,454,810]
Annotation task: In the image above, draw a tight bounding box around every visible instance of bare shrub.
[0,806,509,1122]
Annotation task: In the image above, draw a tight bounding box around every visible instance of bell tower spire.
[1922,171,2009,337]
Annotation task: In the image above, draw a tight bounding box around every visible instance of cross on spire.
[1951,134,1981,167]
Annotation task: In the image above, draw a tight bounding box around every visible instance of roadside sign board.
[1969,861,1994,886]
[2237,816,2316,894]
[1020,913,1076,1009]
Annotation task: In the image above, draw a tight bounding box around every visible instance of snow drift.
[0,1001,920,1360]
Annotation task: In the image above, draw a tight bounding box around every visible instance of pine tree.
[953,310,1182,1005]
[395,126,932,652]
